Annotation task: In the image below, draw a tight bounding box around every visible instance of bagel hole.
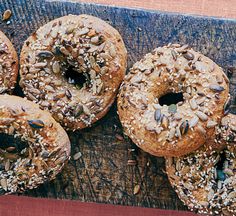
[215,151,227,181]
[0,133,29,160]
[64,66,89,88]
[159,92,184,106]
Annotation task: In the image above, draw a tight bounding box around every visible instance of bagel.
[165,114,236,215]
[20,14,127,130]
[118,44,229,157]
[0,95,70,194]
[0,30,18,93]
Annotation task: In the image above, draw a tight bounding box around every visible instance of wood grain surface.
[0,0,236,214]
[52,0,236,19]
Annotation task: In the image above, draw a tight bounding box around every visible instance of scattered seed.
[168,128,176,140]
[217,170,226,181]
[196,111,208,121]
[65,89,72,99]
[168,104,177,114]
[0,178,7,191]
[6,147,15,152]
[28,119,45,129]
[183,52,194,60]
[171,50,177,60]
[34,61,47,68]
[189,98,198,110]
[73,152,82,160]
[52,61,60,74]
[154,109,162,122]
[209,84,225,92]
[74,104,83,117]
[180,120,189,135]
[2,9,12,21]
[189,116,199,128]
[224,168,233,176]
[207,120,218,128]
[37,50,53,59]
[5,160,10,171]
[216,74,223,84]
[115,134,124,141]
[224,97,230,115]
[161,115,169,129]
[127,160,137,166]
[133,185,140,195]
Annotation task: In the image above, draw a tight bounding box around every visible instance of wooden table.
[0,1,235,216]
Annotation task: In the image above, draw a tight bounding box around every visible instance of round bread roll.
[118,44,229,157]
[19,14,127,131]
[0,95,70,194]
[0,30,18,93]
[165,114,236,215]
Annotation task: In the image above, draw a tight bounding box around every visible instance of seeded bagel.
[0,95,70,194]
[118,44,229,157]
[0,30,18,93]
[165,114,236,215]
[20,14,127,130]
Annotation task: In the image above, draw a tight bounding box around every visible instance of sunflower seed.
[175,159,181,171]
[34,61,47,68]
[52,61,60,74]
[78,27,89,36]
[5,160,10,171]
[0,178,7,191]
[171,50,177,60]
[209,84,225,92]
[183,52,194,60]
[189,98,198,110]
[161,115,169,129]
[6,147,15,152]
[60,47,70,55]
[73,152,82,160]
[224,168,233,176]
[168,128,176,140]
[74,104,83,117]
[37,50,53,59]
[168,104,177,114]
[174,113,182,120]
[65,89,72,99]
[133,185,140,195]
[207,120,218,128]
[82,105,91,115]
[154,109,162,122]
[28,119,45,129]
[228,191,236,199]
[196,97,205,105]
[199,201,208,207]
[189,116,199,128]
[2,9,11,21]
[91,36,99,44]
[224,97,230,115]
[196,125,206,136]
[216,74,223,84]
[196,111,208,121]
[180,120,189,135]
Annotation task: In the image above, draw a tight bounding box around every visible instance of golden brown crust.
[0,95,70,194]
[20,14,127,131]
[165,114,236,215]
[0,30,18,93]
[118,44,229,157]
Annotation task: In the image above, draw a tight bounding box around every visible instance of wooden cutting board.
[0,0,236,212]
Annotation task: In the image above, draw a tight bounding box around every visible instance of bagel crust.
[20,14,127,131]
[0,31,18,93]
[165,114,236,215]
[0,95,70,194]
[118,44,229,157]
